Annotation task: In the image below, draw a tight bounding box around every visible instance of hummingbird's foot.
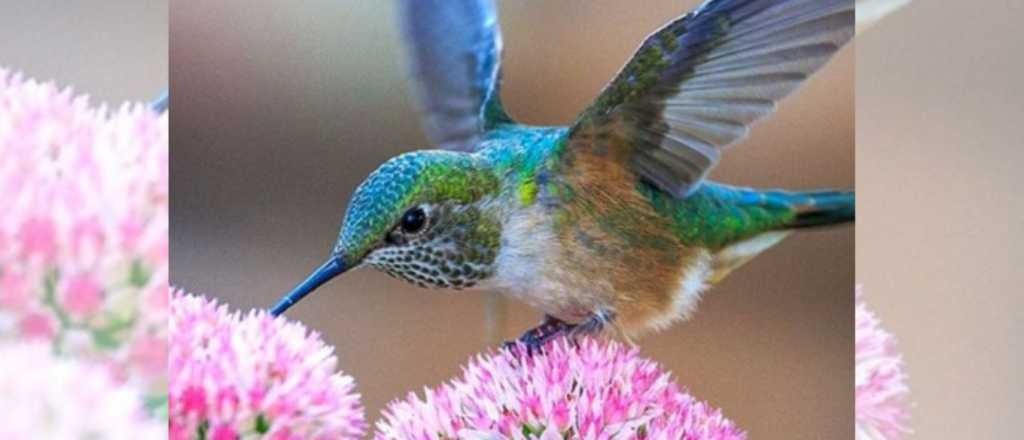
[565,309,615,345]
[504,314,572,355]
[504,310,616,356]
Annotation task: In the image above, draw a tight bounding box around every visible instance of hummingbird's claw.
[503,315,572,356]
[504,310,616,357]
[568,309,614,339]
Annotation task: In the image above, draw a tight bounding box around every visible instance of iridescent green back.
[478,125,802,251]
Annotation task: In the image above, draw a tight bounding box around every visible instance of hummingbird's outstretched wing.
[856,0,911,33]
[397,0,511,152]
[567,0,854,198]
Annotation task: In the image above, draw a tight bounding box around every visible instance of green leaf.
[197,420,209,440]
[129,259,151,287]
[521,424,544,437]
[255,413,271,434]
[91,328,121,350]
[89,313,138,351]
[144,394,169,419]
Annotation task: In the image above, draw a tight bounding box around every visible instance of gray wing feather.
[397,0,505,152]
[570,0,854,198]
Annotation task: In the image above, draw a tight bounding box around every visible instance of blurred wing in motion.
[568,0,854,198]
[856,0,911,33]
[151,89,168,113]
[397,0,511,152]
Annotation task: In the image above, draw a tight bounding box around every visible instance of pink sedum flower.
[61,272,104,317]
[376,338,745,440]
[0,69,168,393]
[856,287,910,439]
[170,291,366,439]
[0,343,164,440]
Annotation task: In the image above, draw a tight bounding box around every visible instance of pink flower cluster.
[170,291,366,439]
[0,343,164,440]
[376,338,745,440]
[855,287,910,439]
[0,69,168,394]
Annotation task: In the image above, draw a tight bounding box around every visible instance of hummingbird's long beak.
[270,257,347,316]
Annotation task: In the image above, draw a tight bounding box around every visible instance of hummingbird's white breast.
[479,203,608,322]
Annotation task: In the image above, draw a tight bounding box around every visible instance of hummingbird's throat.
[366,243,493,289]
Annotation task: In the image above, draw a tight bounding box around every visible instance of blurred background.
[858,1,1024,438]
[0,1,166,104]
[170,1,853,438]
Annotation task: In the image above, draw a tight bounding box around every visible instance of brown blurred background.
[0,1,166,105]
[170,1,853,438]
[858,1,1024,439]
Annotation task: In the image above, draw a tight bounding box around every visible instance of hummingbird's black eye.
[400,207,427,234]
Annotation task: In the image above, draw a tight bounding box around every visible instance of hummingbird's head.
[271,150,502,315]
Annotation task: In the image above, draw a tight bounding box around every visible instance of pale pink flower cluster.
[0,69,169,394]
[856,287,910,439]
[170,291,367,439]
[376,338,745,440]
[0,343,164,440]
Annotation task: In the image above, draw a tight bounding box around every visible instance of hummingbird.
[271,0,856,346]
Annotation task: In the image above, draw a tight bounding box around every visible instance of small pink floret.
[856,287,910,439]
[17,311,56,340]
[61,273,104,318]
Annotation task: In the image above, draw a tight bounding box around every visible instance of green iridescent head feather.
[333,150,499,264]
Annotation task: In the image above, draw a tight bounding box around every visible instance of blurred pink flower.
[17,309,56,339]
[61,272,104,317]
[376,338,745,440]
[856,287,910,439]
[0,271,31,310]
[0,69,168,393]
[170,290,366,440]
[0,342,164,440]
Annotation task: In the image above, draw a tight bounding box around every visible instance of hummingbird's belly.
[479,201,726,335]
[487,271,608,323]
[484,221,717,332]
[480,206,607,322]
[489,266,609,323]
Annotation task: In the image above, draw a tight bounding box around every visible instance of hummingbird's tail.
[780,190,856,229]
[719,185,855,229]
[703,187,853,284]
[664,183,852,284]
